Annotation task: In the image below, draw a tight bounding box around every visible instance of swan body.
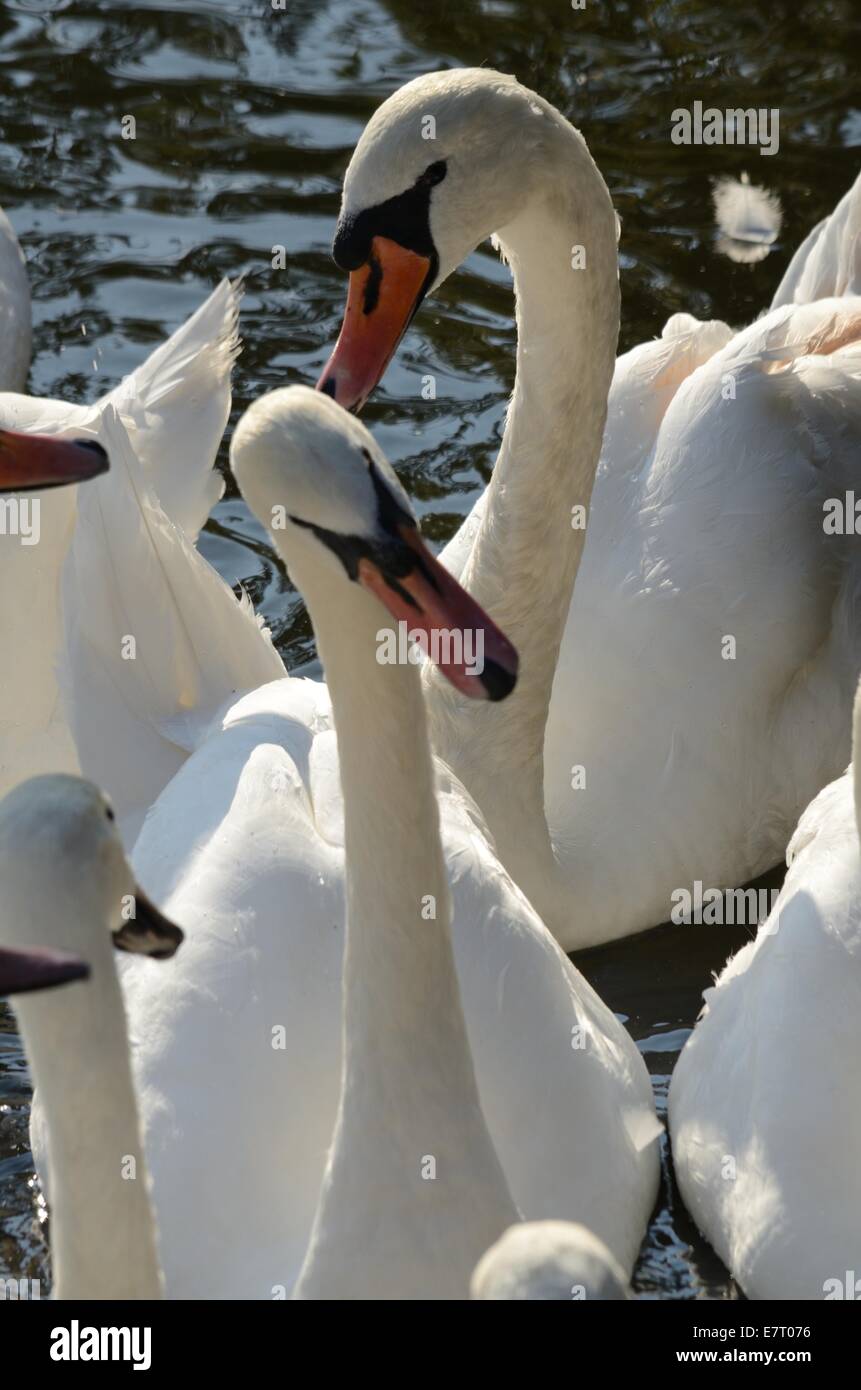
[116,388,660,1298]
[669,679,861,1299]
[320,70,861,948]
[1,775,182,1298]
[536,293,861,945]
[471,1221,630,1300]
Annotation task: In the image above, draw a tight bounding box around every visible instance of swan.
[668,677,861,1300]
[0,278,285,817]
[110,386,660,1298]
[0,774,183,1299]
[471,1221,630,1301]
[280,394,519,1299]
[318,68,861,948]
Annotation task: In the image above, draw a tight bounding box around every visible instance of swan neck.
[308,580,469,1087]
[293,571,516,1297]
[425,137,620,925]
[14,941,162,1299]
[471,141,617,697]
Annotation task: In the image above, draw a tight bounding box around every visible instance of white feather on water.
[713,172,782,263]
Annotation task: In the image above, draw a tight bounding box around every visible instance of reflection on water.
[1,0,858,1297]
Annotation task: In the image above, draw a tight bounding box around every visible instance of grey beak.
[112,886,184,960]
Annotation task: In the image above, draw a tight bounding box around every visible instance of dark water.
[0,0,858,1298]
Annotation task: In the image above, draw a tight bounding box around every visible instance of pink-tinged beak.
[0,944,89,998]
[358,523,518,701]
[317,236,432,412]
[0,430,109,493]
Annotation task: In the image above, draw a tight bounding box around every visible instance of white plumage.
[103,389,661,1298]
[669,677,861,1299]
[0,275,284,819]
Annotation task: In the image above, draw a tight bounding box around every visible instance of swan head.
[0,775,183,970]
[318,68,563,409]
[470,1222,630,1301]
[231,385,518,701]
[0,429,109,491]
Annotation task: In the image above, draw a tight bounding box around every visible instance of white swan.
[471,1221,630,1301]
[0,774,183,1299]
[319,68,861,948]
[277,391,519,1298]
[110,386,659,1298]
[669,676,861,1300]
[0,279,285,816]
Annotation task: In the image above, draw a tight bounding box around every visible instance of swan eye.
[105,805,115,823]
[418,160,446,188]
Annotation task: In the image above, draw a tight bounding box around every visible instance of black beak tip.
[150,941,180,961]
[146,921,184,960]
[481,658,518,702]
[74,439,110,476]
[76,439,108,460]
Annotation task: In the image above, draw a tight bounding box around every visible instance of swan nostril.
[319,377,336,399]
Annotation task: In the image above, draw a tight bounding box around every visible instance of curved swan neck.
[293,570,516,1299]
[473,145,619,627]
[14,939,162,1299]
[424,129,620,927]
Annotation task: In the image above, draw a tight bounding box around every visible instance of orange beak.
[358,523,518,702]
[317,236,432,412]
[0,944,89,998]
[0,430,109,493]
